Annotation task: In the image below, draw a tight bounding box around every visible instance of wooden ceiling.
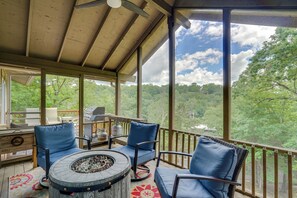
[1,0,296,82]
[0,0,179,79]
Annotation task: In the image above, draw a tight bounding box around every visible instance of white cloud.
[142,21,276,86]
[177,67,223,85]
[142,42,169,85]
[231,50,254,82]
[176,48,222,73]
[186,20,203,36]
[231,24,276,50]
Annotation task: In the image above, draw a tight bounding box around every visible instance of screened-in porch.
[0,0,297,197]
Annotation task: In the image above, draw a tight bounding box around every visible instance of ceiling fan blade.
[122,0,149,18]
[75,0,106,9]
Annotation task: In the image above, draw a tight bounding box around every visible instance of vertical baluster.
[175,132,178,165]
[181,133,185,168]
[162,129,165,161]
[263,148,267,198]
[187,134,191,169]
[193,135,196,151]
[242,144,246,192]
[274,149,278,198]
[251,145,256,196]
[288,152,292,198]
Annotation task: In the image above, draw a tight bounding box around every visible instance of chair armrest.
[33,144,49,152]
[108,135,129,149]
[33,144,50,178]
[156,151,193,167]
[136,140,159,147]
[172,174,240,198]
[75,136,91,150]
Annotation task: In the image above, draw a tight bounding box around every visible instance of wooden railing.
[157,128,297,198]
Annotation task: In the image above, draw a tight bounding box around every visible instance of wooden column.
[168,14,175,162]
[79,74,84,148]
[40,69,46,125]
[115,74,121,115]
[6,75,11,126]
[223,9,231,141]
[137,47,142,118]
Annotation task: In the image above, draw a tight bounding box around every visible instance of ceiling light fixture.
[107,0,121,8]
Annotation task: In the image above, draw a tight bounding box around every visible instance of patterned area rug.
[9,167,48,198]
[9,161,160,198]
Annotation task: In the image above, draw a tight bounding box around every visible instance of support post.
[137,47,142,118]
[168,14,175,163]
[79,74,84,148]
[223,9,231,141]
[115,74,121,115]
[40,70,46,125]
[6,75,11,126]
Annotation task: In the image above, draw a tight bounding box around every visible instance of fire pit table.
[48,150,131,198]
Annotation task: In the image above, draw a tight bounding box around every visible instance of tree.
[232,27,297,193]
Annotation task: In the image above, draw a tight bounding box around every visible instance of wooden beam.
[26,0,33,57]
[79,74,84,148]
[137,47,142,118]
[116,13,165,73]
[145,0,191,29]
[190,11,297,28]
[175,11,191,29]
[57,0,77,62]
[0,53,116,80]
[174,0,297,9]
[101,2,147,70]
[223,9,231,141]
[168,15,175,162]
[81,8,111,67]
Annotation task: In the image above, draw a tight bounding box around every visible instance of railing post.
[274,149,279,198]
[288,152,293,198]
[168,12,175,163]
[251,145,256,196]
[263,148,267,198]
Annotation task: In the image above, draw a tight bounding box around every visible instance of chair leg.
[40,165,50,188]
[39,176,49,188]
[131,164,151,182]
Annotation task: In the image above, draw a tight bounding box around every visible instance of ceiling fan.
[75,0,149,18]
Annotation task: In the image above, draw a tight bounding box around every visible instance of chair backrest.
[25,108,40,126]
[46,108,58,123]
[127,121,160,150]
[34,123,77,157]
[208,136,249,198]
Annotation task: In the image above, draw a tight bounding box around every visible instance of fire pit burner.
[71,155,114,173]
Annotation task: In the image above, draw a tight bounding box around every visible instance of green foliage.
[232,27,297,150]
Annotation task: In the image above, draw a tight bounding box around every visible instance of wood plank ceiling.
[0,0,175,79]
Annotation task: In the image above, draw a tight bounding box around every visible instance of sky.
[141,20,276,86]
